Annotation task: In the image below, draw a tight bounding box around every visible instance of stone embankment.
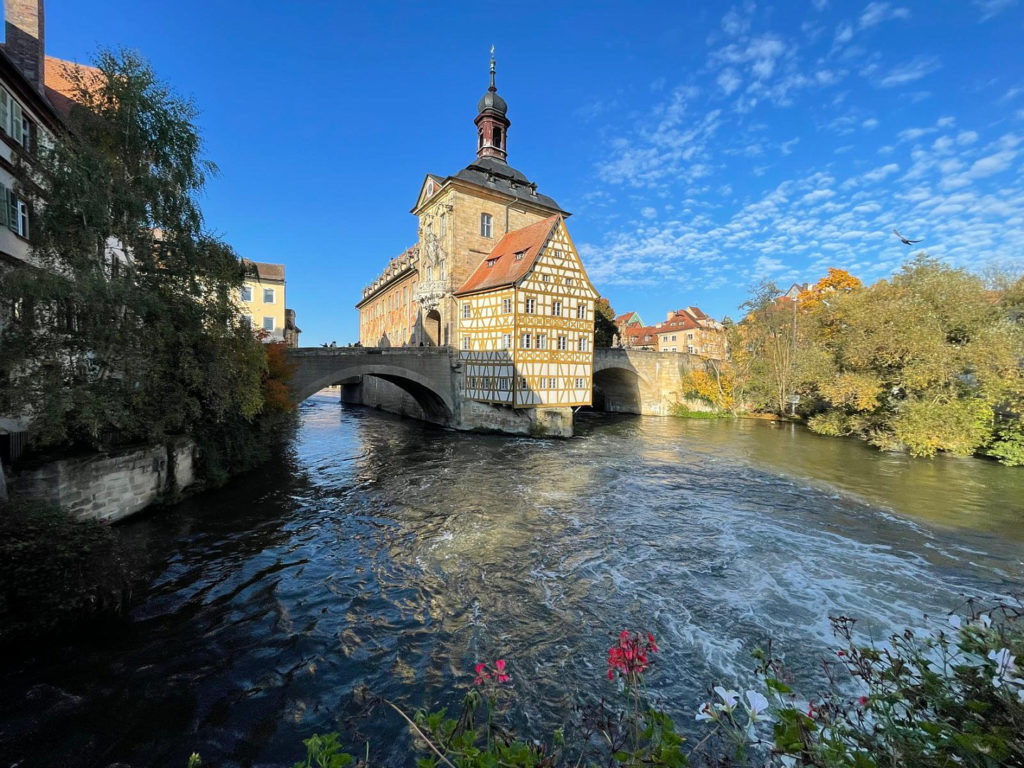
[10,438,196,523]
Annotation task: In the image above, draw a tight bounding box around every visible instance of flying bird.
[893,229,923,245]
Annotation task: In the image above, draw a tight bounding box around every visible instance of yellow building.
[239,260,290,343]
[357,54,573,354]
[455,216,598,407]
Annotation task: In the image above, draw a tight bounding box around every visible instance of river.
[2,396,1022,767]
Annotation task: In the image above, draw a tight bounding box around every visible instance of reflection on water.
[1,397,1022,767]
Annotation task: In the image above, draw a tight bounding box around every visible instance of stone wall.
[11,438,197,523]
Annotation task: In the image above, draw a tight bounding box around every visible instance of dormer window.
[514,250,526,261]
[486,258,498,267]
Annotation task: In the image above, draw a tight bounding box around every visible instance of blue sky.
[47,0,1024,343]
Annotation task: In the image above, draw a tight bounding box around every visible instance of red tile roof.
[455,216,559,296]
[44,56,102,119]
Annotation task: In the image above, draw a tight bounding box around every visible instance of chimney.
[3,0,45,93]
[666,310,674,321]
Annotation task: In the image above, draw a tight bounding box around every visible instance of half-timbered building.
[455,215,598,408]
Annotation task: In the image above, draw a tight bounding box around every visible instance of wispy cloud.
[972,0,1018,20]
[878,56,941,87]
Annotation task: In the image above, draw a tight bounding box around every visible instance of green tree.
[594,296,618,348]
[0,49,264,453]
[805,256,1024,459]
[738,282,799,415]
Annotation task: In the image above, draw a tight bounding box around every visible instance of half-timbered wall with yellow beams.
[458,220,599,408]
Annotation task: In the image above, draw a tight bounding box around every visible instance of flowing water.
[2,395,1023,767]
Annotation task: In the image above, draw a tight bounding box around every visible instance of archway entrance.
[592,367,643,414]
[425,310,441,346]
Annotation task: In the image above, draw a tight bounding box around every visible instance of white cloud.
[862,117,879,130]
[717,68,742,95]
[967,150,1017,178]
[972,0,1018,20]
[721,4,754,37]
[781,137,801,155]
[863,163,900,182]
[834,23,854,45]
[957,131,979,145]
[641,207,658,219]
[859,2,911,29]
[878,56,941,88]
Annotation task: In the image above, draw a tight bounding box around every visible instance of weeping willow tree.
[0,49,265,454]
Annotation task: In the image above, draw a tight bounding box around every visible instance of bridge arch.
[287,351,456,424]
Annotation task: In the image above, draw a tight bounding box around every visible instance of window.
[567,278,576,287]
[462,303,471,319]
[552,301,562,316]
[514,250,526,261]
[519,376,528,390]
[577,302,588,319]
[480,213,493,237]
[521,333,531,349]
[440,261,446,281]
[440,213,446,236]
[578,337,589,351]
[263,288,275,304]
[501,333,512,349]
[557,336,567,350]
[671,335,677,341]
[687,332,694,339]
[462,337,470,350]
[241,314,253,329]
[486,258,497,267]
[536,333,547,349]
[262,316,275,331]
[525,297,536,314]
[492,126,502,147]
[574,377,586,389]
[501,298,512,313]
[1,185,28,238]
[240,285,253,302]
[541,274,550,282]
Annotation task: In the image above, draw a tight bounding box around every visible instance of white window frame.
[536,333,547,350]
[461,337,470,350]
[525,297,536,314]
[240,285,253,302]
[521,333,531,349]
[501,333,512,349]
[263,287,276,304]
[502,297,512,313]
[578,336,588,351]
[480,212,493,238]
[577,303,588,319]
[262,316,275,331]
[552,301,562,316]
[462,303,471,319]
[557,336,567,350]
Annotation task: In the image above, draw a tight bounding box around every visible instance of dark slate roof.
[477,89,507,115]
[452,156,567,214]
[242,259,285,282]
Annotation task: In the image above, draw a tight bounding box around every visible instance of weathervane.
[489,45,496,91]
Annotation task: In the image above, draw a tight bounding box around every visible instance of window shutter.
[8,190,18,233]
[0,186,8,228]
[0,90,8,136]
[10,101,22,145]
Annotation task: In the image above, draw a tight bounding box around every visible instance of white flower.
[948,614,962,630]
[695,701,717,722]
[973,613,992,629]
[745,690,771,722]
[988,647,1018,688]
[714,686,740,712]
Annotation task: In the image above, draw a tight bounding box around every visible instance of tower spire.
[475,46,510,162]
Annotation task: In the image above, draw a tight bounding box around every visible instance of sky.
[46,0,1024,344]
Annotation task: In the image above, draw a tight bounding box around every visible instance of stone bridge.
[285,347,705,436]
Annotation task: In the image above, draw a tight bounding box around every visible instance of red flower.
[857,696,868,706]
[607,631,658,681]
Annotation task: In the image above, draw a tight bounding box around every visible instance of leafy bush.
[807,411,851,437]
[891,397,994,458]
[987,420,1024,466]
